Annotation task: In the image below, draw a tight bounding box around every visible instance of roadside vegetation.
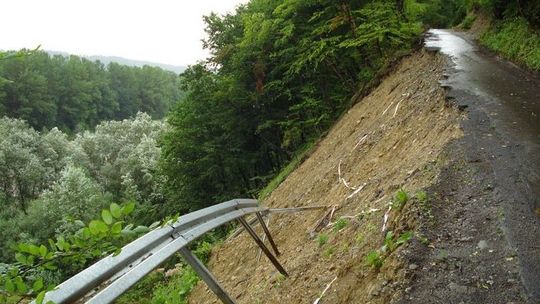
[459,0,540,70]
[481,18,540,70]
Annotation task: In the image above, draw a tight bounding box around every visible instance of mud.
[188,50,462,304]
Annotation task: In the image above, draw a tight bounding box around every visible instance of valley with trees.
[0,0,539,303]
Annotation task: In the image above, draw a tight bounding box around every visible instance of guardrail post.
[179,247,236,304]
[238,217,288,277]
[255,212,280,256]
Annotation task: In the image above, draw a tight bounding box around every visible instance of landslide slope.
[188,50,462,304]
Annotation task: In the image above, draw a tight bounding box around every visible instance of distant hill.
[46,51,186,74]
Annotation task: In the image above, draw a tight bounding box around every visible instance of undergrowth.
[460,14,476,29]
[481,17,540,70]
[258,141,316,200]
[116,237,217,304]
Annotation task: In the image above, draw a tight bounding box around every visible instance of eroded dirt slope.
[188,50,462,304]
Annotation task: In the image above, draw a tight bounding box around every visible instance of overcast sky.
[0,0,248,66]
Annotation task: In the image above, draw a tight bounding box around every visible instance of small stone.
[405,287,412,293]
[409,263,418,270]
[477,240,488,250]
[448,282,468,293]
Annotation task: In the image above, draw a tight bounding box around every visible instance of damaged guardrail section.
[36,199,286,304]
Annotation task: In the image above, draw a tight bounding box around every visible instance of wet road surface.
[425,29,540,302]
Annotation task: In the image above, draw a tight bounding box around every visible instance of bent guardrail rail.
[37,199,286,304]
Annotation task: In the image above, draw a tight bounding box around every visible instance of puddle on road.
[425,29,475,70]
[425,29,540,142]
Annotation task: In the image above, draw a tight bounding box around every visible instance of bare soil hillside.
[188,50,463,304]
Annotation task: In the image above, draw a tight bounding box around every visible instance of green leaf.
[122,202,135,216]
[33,277,44,292]
[113,248,122,256]
[56,237,65,251]
[28,244,40,256]
[133,226,150,234]
[43,262,57,270]
[89,220,109,234]
[39,245,48,257]
[5,278,15,292]
[36,291,46,304]
[15,253,27,265]
[121,229,135,237]
[15,276,27,293]
[111,222,122,234]
[17,243,30,253]
[48,239,56,251]
[102,210,113,225]
[148,221,161,230]
[110,203,122,219]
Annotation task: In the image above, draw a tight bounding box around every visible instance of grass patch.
[481,17,540,71]
[355,232,365,245]
[415,191,427,204]
[150,267,199,304]
[323,246,335,258]
[333,218,349,232]
[258,141,316,200]
[317,233,329,247]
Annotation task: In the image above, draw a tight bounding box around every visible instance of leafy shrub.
[193,241,213,264]
[383,231,413,253]
[150,267,199,304]
[392,189,409,211]
[481,17,540,70]
[365,251,384,269]
[0,203,146,303]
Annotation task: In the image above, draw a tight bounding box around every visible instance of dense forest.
[0,51,183,132]
[0,0,538,303]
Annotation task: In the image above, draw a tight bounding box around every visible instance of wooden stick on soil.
[338,160,357,190]
[346,182,367,200]
[382,101,395,116]
[310,205,338,236]
[393,99,403,118]
[382,205,392,232]
[353,134,368,150]
[313,276,338,304]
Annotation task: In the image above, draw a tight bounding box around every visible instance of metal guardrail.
[38,199,287,304]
